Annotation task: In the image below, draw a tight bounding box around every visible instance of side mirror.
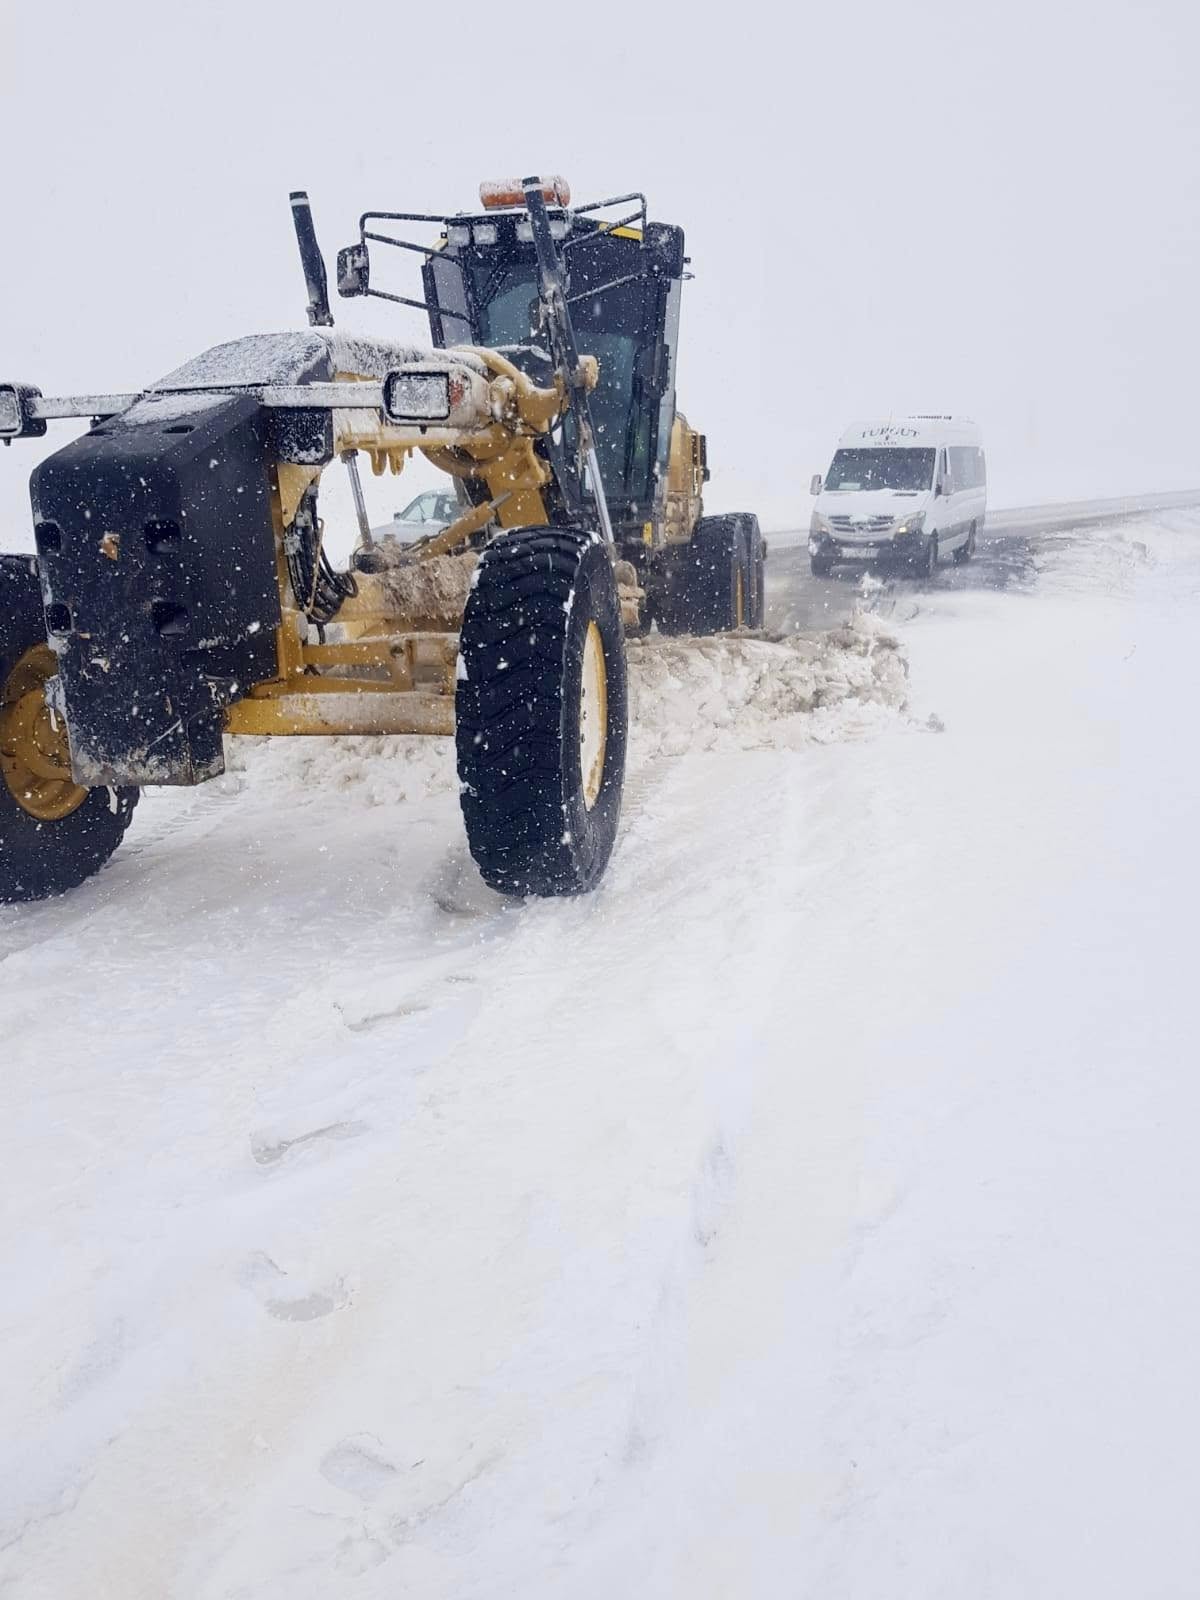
[937,477,953,498]
[809,474,823,496]
[337,243,369,298]
[0,383,47,441]
[645,222,687,278]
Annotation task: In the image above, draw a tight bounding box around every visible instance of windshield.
[825,448,935,493]
[396,491,456,524]
[430,249,656,510]
[469,265,648,498]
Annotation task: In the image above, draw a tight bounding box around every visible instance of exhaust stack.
[290,190,333,328]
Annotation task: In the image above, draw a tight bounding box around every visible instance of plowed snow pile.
[218,611,910,803]
[628,610,908,757]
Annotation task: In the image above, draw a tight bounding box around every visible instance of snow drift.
[9,513,1200,1598]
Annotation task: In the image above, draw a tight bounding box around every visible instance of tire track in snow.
[184,748,811,1598]
[2,625,911,1597]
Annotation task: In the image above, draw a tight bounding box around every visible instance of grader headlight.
[0,383,47,441]
[514,218,570,243]
[383,371,451,423]
[0,388,19,435]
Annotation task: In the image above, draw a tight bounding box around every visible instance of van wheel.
[914,534,938,580]
[953,523,977,565]
[810,551,834,578]
[455,527,627,897]
[1,557,139,903]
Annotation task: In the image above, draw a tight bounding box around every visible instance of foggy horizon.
[3,0,1197,535]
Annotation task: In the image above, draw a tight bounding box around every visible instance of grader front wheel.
[0,558,139,903]
[455,528,628,896]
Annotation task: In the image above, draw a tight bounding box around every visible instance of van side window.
[948,445,983,490]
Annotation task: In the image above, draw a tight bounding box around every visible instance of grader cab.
[0,177,764,904]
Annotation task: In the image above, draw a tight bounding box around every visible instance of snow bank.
[628,610,910,758]
[215,611,912,810]
[1010,505,1199,598]
[221,728,457,809]
[8,506,1200,1598]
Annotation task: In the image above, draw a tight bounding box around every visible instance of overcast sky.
[2,0,1197,538]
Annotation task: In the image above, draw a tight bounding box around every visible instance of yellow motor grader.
[0,177,764,901]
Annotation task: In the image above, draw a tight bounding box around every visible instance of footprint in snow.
[339,997,431,1034]
[320,1435,401,1503]
[333,1529,390,1576]
[239,1251,349,1322]
[692,1136,736,1252]
[427,847,506,917]
[250,1119,368,1166]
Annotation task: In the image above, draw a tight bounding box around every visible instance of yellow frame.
[223,350,585,740]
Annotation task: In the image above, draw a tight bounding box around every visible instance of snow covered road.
[4,509,1200,1597]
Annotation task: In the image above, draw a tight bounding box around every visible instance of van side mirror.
[938,476,953,498]
[809,474,823,495]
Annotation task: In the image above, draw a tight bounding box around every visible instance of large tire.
[695,514,751,631]
[657,515,755,634]
[1,557,139,903]
[650,574,692,636]
[913,533,939,580]
[953,522,977,565]
[456,527,627,897]
[810,551,834,578]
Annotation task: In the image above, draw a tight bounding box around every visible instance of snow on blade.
[628,610,910,757]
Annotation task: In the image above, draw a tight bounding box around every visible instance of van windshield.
[825,448,936,492]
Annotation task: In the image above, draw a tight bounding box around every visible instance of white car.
[375,489,462,542]
[808,417,986,578]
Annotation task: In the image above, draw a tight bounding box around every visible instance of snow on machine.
[0,177,764,902]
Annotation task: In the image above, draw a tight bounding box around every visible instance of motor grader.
[0,176,764,902]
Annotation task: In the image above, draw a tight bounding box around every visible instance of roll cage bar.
[335,192,653,317]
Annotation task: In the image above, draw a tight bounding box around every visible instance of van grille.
[830,514,894,536]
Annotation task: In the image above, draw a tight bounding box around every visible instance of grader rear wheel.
[693,515,750,632]
[0,644,88,823]
[745,515,766,628]
[455,528,628,897]
[0,558,139,903]
[656,514,761,634]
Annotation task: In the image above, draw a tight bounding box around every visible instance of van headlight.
[810,512,832,537]
[894,512,925,538]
